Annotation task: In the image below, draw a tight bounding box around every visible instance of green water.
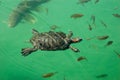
[0,0,120,80]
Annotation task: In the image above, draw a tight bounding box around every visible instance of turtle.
[21,29,82,56]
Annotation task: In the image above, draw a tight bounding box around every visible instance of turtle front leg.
[21,47,38,56]
[32,28,39,35]
[69,46,80,52]
[67,31,73,38]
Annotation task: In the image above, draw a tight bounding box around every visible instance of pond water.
[0,0,120,80]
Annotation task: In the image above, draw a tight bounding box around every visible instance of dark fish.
[100,20,107,28]
[77,56,87,61]
[45,8,48,14]
[8,0,50,27]
[88,24,92,31]
[77,0,91,5]
[86,37,93,40]
[90,15,95,24]
[96,74,108,78]
[113,7,119,10]
[95,0,99,4]
[86,36,96,40]
[97,35,109,40]
[42,72,57,78]
[71,14,84,19]
[105,41,113,46]
[112,14,120,18]
[63,75,66,80]
[113,50,120,58]
[87,35,109,40]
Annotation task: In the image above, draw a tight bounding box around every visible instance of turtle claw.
[21,48,36,56]
[69,46,80,52]
[32,29,39,35]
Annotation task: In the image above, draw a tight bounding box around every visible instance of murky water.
[0,0,120,80]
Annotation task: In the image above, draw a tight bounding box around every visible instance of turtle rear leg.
[69,46,80,52]
[21,47,37,56]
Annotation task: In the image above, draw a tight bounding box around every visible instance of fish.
[86,35,109,40]
[77,56,87,61]
[112,14,120,18]
[88,24,92,31]
[86,38,93,40]
[113,50,120,58]
[8,0,50,27]
[97,35,109,40]
[100,20,107,28]
[63,75,66,80]
[86,36,96,40]
[45,8,48,14]
[96,74,108,78]
[90,15,96,26]
[113,7,119,10]
[90,15,95,25]
[71,14,84,19]
[77,0,91,5]
[95,0,99,4]
[89,44,98,50]
[105,41,113,46]
[42,72,57,78]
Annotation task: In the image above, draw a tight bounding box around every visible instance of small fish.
[77,0,91,5]
[90,15,95,24]
[88,24,92,31]
[71,14,84,19]
[112,14,120,18]
[45,8,48,14]
[95,0,99,4]
[113,50,120,58]
[100,20,107,28]
[96,74,108,78]
[86,36,96,40]
[113,7,119,10]
[86,38,93,40]
[97,35,109,40]
[63,75,66,80]
[77,56,87,61]
[89,44,98,50]
[42,72,57,78]
[105,41,113,46]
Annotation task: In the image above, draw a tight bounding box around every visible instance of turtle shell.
[30,31,71,50]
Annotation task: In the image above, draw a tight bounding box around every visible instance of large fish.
[8,0,50,27]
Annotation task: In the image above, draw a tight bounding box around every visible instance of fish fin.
[2,20,7,24]
[32,6,48,14]
[23,14,36,24]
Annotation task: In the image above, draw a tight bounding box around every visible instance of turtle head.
[71,38,82,43]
